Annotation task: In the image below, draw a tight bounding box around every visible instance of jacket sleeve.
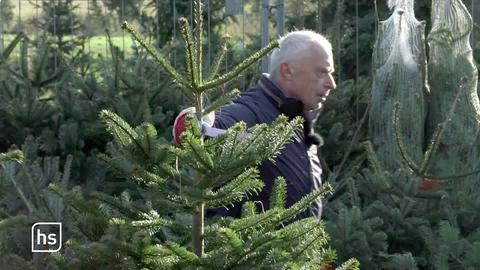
[214,102,259,129]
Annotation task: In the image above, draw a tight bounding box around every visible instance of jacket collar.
[258,74,304,119]
[258,74,323,146]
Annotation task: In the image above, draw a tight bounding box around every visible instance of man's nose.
[325,74,336,90]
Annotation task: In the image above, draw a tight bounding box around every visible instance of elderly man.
[212,30,336,218]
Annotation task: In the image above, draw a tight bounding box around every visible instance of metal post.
[207,0,211,69]
[17,0,21,32]
[0,0,4,53]
[355,0,359,120]
[173,0,176,67]
[276,0,284,37]
[70,0,74,37]
[156,0,160,48]
[261,0,269,73]
[122,0,125,51]
[53,0,57,91]
[87,0,91,53]
[242,0,245,90]
[104,3,107,57]
[36,0,39,39]
[472,0,475,47]
[317,0,322,33]
[190,0,193,30]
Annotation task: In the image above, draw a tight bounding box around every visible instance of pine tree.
[47,0,360,269]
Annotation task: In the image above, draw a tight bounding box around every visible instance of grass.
[10,1,104,19]
[2,33,136,58]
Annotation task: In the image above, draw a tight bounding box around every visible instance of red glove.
[173,107,216,145]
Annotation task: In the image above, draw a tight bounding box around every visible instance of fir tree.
[48,0,359,269]
[38,0,84,55]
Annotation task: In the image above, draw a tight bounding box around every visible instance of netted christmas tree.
[322,0,480,269]
[46,1,359,269]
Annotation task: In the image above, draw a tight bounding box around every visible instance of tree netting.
[427,0,480,187]
[369,0,428,171]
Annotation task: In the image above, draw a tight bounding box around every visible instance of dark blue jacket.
[213,75,323,219]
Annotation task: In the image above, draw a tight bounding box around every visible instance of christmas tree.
[47,0,359,269]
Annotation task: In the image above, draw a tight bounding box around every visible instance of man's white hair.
[269,30,332,81]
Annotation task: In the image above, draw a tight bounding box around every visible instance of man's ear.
[279,62,294,80]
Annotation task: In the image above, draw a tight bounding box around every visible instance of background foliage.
[1,0,480,269]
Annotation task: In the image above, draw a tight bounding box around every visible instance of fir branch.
[199,40,279,91]
[241,202,257,218]
[34,39,50,85]
[132,171,167,186]
[134,123,162,164]
[0,150,24,163]
[336,258,361,270]
[156,162,181,181]
[203,89,241,116]
[231,184,332,235]
[20,41,29,79]
[336,102,370,176]
[269,177,287,209]
[49,183,102,216]
[141,245,180,268]
[121,22,190,91]
[0,32,24,64]
[164,241,200,264]
[96,153,135,178]
[100,110,150,162]
[90,192,146,218]
[215,123,248,173]
[20,163,45,213]
[419,77,466,175]
[100,110,137,149]
[420,126,442,175]
[106,29,121,93]
[184,134,214,172]
[231,208,280,234]
[271,183,332,227]
[229,184,330,236]
[0,253,33,270]
[38,65,64,88]
[232,231,279,266]
[1,163,34,213]
[236,126,266,160]
[218,227,243,254]
[364,141,384,177]
[393,78,480,181]
[226,126,241,164]
[131,218,175,234]
[423,169,480,181]
[265,116,304,159]
[178,18,198,88]
[392,104,420,174]
[206,36,229,82]
[57,52,93,94]
[165,194,194,209]
[0,215,27,231]
[204,168,264,208]
[290,225,329,262]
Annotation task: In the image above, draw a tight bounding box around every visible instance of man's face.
[287,45,336,111]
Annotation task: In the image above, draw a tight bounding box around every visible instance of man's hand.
[173,107,223,144]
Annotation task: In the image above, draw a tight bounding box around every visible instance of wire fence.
[0,0,478,89]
